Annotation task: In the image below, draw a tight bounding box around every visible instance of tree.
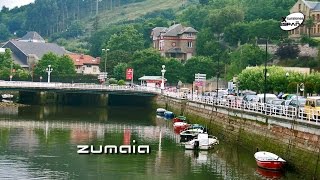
[56,55,76,76]
[183,56,215,83]
[107,25,145,54]
[164,58,184,84]
[0,23,10,41]
[287,82,297,94]
[304,82,314,96]
[275,43,300,60]
[227,44,265,80]
[199,0,209,5]
[305,17,315,38]
[113,63,128,80]
[206,6,244,36]
[34,53,76,80]
[100,50,132,75]
[129,48,165,81]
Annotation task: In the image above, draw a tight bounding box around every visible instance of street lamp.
[102,48,110,84]
[40,76,43,82]
[263,38,268,104]
[296,83,304,119]
[161,65,166,94]
[46,65,53,83]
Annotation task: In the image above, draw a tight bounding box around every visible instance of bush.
[108,78,118,84]
[301,35,320,47]
[118,79,125,85]
[287,82,297,93]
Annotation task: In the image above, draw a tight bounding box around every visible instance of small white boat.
[185,133,219,150]
[156,108,166,116]
[1,94,13,99]
[254,151,286,170]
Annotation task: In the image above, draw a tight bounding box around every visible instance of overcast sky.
[0,0,34,9]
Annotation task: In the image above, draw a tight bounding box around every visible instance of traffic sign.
[195,73,206,81]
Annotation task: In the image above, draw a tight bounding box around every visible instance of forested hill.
[0,0,189,41]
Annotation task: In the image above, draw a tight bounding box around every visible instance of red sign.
[195,81,204,87]
[126,68,133,80]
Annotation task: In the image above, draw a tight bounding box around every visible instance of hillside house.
[151,24,198,62]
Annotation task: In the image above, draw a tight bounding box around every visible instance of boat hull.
[255,160,285,170]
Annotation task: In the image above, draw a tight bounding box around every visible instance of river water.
[0,104,303,179]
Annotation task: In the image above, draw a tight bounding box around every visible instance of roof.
[9,40,66,57]
[303,0,320,11]
[138,76,167,81]
[152,24,198,37]
[19,31,45,43]
[151,27,166,37]
[67,54,100,66]
[1,40,67,66]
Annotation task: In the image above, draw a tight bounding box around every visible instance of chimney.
[80,54,84,59]
[96,57,101,62]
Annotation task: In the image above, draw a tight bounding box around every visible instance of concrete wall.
[157,96,320,179]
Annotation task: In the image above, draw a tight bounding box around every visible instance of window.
[187,41,193,48]
[87,65,92,68]
[82,67,85,70]
[298,4,301,10]
[187,33,192,37]
[93,67,97,72]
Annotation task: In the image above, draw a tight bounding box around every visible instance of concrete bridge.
[0,81,161,106]
[0,81,160,95]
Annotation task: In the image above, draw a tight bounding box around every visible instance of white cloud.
[0,0,35,10]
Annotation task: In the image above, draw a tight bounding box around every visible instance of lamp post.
[161,65,166,94]
[296,83,304,118]
[102,48,110,84]
[40,76,43,82]
[46,65,53,83]
[263,38,268,104]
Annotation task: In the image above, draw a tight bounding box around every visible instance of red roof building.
[67,54,101,75]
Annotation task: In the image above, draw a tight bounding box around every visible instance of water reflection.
[0,105,303,179]
[255,168,284,180]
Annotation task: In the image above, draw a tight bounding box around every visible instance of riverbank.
[0,101,29,107]
[156,95,320,179]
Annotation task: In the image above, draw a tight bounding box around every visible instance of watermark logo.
[280,12,305,31]
[77,140,150,154]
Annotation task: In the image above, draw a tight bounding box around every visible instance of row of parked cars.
[239,93,320,120]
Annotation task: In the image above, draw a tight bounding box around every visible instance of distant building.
[138,76,167,88]
[18,31,46,43]
[0,48,5,53]
[1,31,67,69]
[290,0,320,38]
[67,54,101,75]
[151,24,198,62]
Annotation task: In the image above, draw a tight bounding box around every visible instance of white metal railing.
[0,81,161,94]
[164,91,320,125]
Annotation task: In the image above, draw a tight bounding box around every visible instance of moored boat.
[156,108,166,116]
[173,116,187,123]
[185,133,219,150]
[1,94,13,99]
[254,151,286,170]
[180,128,205,142]
[164,111,174,119]
[173,122,189,129]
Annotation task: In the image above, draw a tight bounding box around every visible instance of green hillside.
[95,0,189,28]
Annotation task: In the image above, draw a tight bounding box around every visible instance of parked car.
[241,94,258,109]
[286,98,306,116]
[266,99,285,114]
[304,96,320,121]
